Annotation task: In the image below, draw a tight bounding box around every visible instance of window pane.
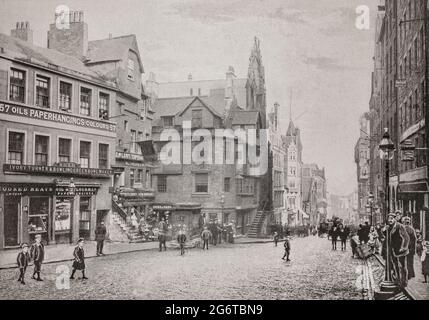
[98,144,108,169]
[99,93,109,120]
[8,132,25,164]
[58,138,71,163]
[157,175,167,192]
[80,141,91,168]
[195,173,208,193]
[80,88,91,116]
[35,135,49,166]
[35,75,50,108]
[9,69,25,103]
[59,82,72,111]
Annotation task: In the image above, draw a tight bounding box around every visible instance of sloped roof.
[86,35,144,72]
[231,110,259,125]
[153,96,195,117]
[0,33,109,83]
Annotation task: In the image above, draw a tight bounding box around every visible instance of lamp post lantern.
[377,128,398,297]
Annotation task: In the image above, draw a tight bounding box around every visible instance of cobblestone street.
[0,236,363,300]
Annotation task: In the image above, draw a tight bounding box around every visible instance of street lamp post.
[378,128,398,297]
[367,192,374,226]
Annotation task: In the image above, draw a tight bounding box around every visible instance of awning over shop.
[398,182,428,193]
[398,182,428,200]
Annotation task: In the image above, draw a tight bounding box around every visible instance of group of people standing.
[328,223,350,251]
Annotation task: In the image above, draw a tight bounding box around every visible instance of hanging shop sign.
[115,151,144,162]
[0,101,116,132]
[0,183,55,196]
[4,164,114,178]
[56,186,99,197]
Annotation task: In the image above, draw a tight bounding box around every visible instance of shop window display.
[28,197,49,243]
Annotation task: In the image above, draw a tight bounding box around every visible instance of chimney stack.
[188,73,193,81]
[11,21,33,44]
[47,10,88,59]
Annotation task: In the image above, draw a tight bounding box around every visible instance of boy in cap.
[17,243,30,285]
[70,238,88,280]
[30,234,45,281]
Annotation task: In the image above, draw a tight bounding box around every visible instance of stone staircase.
[111,200,145,243]
[247,211,266,238]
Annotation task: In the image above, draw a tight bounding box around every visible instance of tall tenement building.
[368,1,429,239]
[0,11,155,249]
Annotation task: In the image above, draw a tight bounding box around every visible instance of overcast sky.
[0,0,381,196]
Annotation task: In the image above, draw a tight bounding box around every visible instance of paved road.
[0,236,362,300]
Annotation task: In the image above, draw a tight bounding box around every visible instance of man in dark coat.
[201,226,212,250]
[95,221,107,256]
[17,243,30,285]
[331,225,338,250]
[30,234,45,281]
[70,238,88,280]
[158,218,167,251]
[402,216,417,280]
[387,213,410,288]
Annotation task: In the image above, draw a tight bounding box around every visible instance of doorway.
[4,196,20,247]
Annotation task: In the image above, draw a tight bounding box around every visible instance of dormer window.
[127,59,135,81]
[162,116,174,127]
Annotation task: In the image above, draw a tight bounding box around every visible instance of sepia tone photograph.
[0,0,428,306]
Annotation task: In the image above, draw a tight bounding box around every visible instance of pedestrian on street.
[16,243,30,285]
[339,225,348,251]
[273,231,279,247]
[416,230,424,257]
[201,226,212,250]
[350,232,360,258]
[30,234,45,281]
[177,226,187,256]
[70,238,88,280]
[363,221,370,244]
[282,237,291,261]
[216,220,222,244]
[387,213,410,288]
[158,218,167,252]
[95,221,107,256]
[357,224,364,244]
[421,241,429,283]
[402,216,417,280]
[368,226,380,254]
[331,225,338,250]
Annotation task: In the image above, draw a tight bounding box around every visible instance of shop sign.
[152,205,174,210]
[56,186,99,197]
[116,151,144,162]
[4,164,114,178]
[0,183,55,196]
[0,101,116,132]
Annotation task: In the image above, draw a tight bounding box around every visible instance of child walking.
[30,234,45,281]
[70,238,88,280]
[282,237,291,262]
[17,243,30,285]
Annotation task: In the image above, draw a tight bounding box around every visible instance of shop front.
[0,181,103,249]
[398,181,428,236]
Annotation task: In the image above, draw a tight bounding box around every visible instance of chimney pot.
[188,73,192,81]
[109,33,113,39]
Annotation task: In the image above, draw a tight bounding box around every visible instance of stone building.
[150,38,270,237]
[355,112,371,222]
[0,21,117,249]
[301,163,327,226]
[268,103,286,224]
[46,11,156,239]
